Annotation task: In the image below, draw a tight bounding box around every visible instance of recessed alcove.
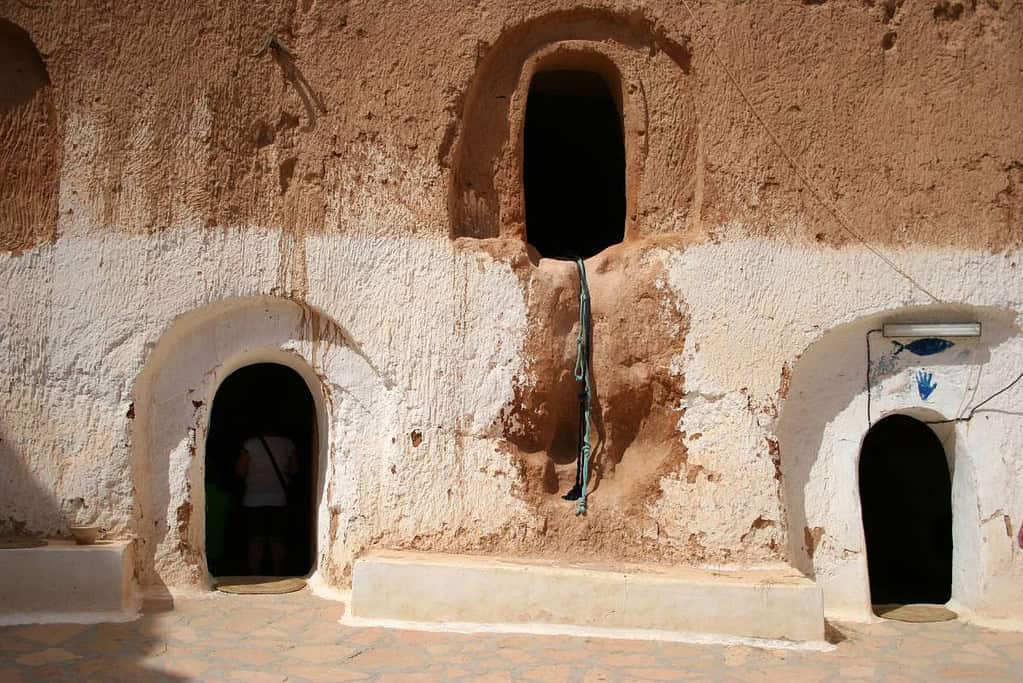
[448,22,656,244]
[523,70,626,259]
[0,19,59,252]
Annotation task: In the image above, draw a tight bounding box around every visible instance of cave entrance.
[859,414,952,607]
[205,363,316,577]
[523,69,625,259]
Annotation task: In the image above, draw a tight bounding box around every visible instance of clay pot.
[69,526,104,545]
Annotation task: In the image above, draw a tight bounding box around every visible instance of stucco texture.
[1,0,1022,623]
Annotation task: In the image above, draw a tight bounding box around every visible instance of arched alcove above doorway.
[447,10,692,244]
[129,297,339,588]
[859,414,952,606]
[776,304,1020,621]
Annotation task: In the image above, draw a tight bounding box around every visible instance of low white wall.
[349,550,826,645]
[0,540,136,624]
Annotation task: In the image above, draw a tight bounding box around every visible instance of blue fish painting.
[891,338,954,357]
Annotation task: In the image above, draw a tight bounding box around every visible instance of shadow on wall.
[777,304,1019,576]
[261,35,327,133]
[0,429,184,681]
[0,426,62,538]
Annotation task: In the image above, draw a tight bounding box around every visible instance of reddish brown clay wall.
[0,19,58,253]
[0,1,1019,253]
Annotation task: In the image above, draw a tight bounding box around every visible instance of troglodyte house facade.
[1,0,1022,632]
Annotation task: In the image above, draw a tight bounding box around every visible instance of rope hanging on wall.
[561,257,594,515]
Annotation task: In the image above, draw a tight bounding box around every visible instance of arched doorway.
[205,363,316,577]
[859,414,952,606]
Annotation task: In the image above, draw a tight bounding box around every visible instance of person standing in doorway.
[235,425,298,575]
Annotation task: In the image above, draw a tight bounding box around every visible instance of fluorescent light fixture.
[883,322,981,338]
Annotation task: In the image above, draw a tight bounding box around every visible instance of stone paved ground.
[1,590,1021,682]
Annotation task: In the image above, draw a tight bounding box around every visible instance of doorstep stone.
[348,550,825,644]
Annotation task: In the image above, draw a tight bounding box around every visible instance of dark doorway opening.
[523,70,626,259]
[205,363,316,577]
[859,414,952,605]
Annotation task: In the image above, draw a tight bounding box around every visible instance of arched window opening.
[523,70,625,259]
[205,363,316,578]
[859,415,952,607]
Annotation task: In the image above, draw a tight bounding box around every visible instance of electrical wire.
[677,0,943,304]
[866,328,1022,427]
[865,329,881,427]
[923,370,1023,425]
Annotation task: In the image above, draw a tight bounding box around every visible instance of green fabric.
[205,482,230,562]
[574,257,593,516]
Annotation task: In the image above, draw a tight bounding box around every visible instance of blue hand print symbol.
[916,370,937,401]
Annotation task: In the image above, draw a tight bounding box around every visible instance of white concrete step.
[0,540,137,624]
[346,550,825,646]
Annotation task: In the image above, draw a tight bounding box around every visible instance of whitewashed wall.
[663,235,1023,624]
[2,218,1021,623]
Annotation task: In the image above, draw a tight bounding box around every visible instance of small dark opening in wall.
[523,70,625,259]
[859,414,952,606]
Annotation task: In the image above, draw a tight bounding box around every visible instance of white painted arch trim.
[130,296,350,589]
[778,304,1022,623]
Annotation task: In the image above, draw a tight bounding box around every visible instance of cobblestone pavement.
[1,589,1021,682]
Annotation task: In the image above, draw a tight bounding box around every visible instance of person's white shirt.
[241,435,296,508]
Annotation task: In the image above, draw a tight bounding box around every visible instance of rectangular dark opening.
[523,70,626,259]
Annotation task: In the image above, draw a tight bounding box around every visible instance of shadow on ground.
[0,588,186,683]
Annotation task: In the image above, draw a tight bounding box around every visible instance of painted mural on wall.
[914,370,937,400]
[892,338,955,357]
[870,337,960,405]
